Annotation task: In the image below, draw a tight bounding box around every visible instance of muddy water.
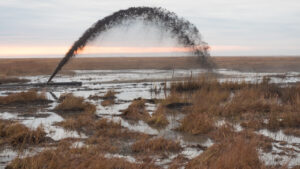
[1,69,300,168]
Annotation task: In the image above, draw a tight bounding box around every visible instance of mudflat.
[1,56,300,76]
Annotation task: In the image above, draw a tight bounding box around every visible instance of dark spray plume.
[47,7,213,83]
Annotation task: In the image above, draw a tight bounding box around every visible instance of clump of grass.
[281,112,300,128]
[100,89,116,107]
[55,94,96,113]
[101,89,116,100]
[121,98,150,121]
[101,99,115,107]
[171,79,201,92]
[266,112,281,131]
[186,136,263,169]
[283,128,300,137]
[55,113,96,134]
[6,142,158,169]
[223,88,277,117]
[177,113,215,135]
[87,118,149,153]
[240,118,264,131]
[0,90,48,105]
[168,155,188,169]
[0,120,46,148]
[209,124,236,142]
[188,87,230,115]
[147,105,169,128]
[131,137,182,154]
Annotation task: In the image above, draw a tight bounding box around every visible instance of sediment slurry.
[48,7,212,82]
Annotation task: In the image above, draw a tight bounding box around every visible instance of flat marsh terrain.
[1,56,300,77]
[1,56,300,169]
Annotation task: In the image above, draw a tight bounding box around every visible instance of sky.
[0,0,299,57]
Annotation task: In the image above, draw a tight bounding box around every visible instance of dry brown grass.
[0,90,48,105]
[100,89,116,107]
[122,98,151,121]
[6,141,159,169]
[209,124,237,142]
[283,128,300,137]
[86,118,151,154]
[55,113,96,134]
[0,120,46,148]
[223,88,276,117]
[281,112,300,128]
[2,57,300,77]
[163,74,300,137]
[0,77,29,84]
[147,105,169,128]
[132,137,182,154]
[168,155,188,169]
[240,119,265,130]
[178,113,215,135]
[171,79,201,92]
[101,89,116,100]
[186,135,263,169]
[55,94,96,113]
[101,99,115,106]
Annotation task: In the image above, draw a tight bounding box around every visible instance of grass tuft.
[0,90,48,105]
[55,94,96,114]
[0,120,46,149]
[132,137,182,154]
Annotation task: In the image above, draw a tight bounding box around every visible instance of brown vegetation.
[147,105,169,128]
[122,99,150,121]
[178,113,215,135]
[186,136,263,169]
[0,90,48,105]
[55,94,96,113]
[0,120,46,148]
[0,77,29,84]
[132,137,182,154]
[6,142,159,169]
[2,57,300,77]
[168,75,300,137]
[101,89,116,107]
[101,89,116,100]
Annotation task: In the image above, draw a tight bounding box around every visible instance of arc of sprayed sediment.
[47,7,211,83]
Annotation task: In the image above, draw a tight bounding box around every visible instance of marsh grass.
[186,136,263,169]
[132,137,182,154]
[0,120,46,149]
[6,142,159,169]
[100,89,116,107]
[55,94,96,114]
[177,113,215,135]
[0,77,29,84]
[147,105,169,129]
[121,98,150,121]
[166,75,300,138]
[0,90,48,105]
